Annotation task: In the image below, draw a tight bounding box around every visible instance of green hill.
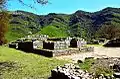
[6,11,42,41]
[39,25,68,38]
[6,7,120,41]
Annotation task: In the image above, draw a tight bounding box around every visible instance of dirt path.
[94,47,120,57]
[55,46,120,62]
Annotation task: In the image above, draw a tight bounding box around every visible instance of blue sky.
[7,0,120,15]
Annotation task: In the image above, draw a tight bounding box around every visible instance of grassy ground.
[78,58,113,77]
[0,46,68,79]
[78,58,95,71]
[87,44,103,47]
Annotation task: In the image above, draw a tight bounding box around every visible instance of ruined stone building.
[9,35,89,57]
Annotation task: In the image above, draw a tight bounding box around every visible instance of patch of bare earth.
[55,47,120,62]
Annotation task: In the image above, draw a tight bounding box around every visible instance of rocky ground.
[51,46,120,79]
[51,58,120,79]
[55,46,120,62]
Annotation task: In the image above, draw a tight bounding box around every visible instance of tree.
[96,25,120,40]
[0,11,9,45]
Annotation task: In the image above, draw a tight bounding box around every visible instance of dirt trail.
[94,47,120,57]
[55,46,120,62]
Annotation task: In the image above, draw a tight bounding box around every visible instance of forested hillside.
[6,7,120,41]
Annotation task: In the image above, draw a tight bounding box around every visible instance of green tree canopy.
[96,25,120,40]
[39,26,68,38]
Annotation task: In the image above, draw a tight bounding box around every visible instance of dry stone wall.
[26,34,48,41]
[54,41,69,50]
[51,64,94,79]
[9,43,18,49]
[18,42,33,52]
[8,35,90,57]
[41,47,94,57]
[33,40,43,49]
[43,41,69,50]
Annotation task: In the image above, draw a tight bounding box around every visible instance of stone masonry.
[51,64,94,79]
[43,41,69,50]
[8,35,91,57]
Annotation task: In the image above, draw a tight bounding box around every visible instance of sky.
[7,0,120,15]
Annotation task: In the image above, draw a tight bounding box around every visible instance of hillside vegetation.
[39,25,68,38]
[0,46,67,79]
[6,7,120,41]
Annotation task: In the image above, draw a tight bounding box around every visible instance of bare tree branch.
[0,0,49,10]
[0,0,7,9]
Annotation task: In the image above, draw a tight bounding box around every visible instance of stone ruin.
[70,38,86,48]
[9,35,93,57]
[26,34,48,41]
[9,34,48,49]
[50,63,114,79]
[33,40,43,49]
[43,41,68,50]
[50,64,94,79]
[18,42,33,52]
[50,57,120,79]
[43,37,87,50]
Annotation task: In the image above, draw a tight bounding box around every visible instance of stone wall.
[43,41,69,50]
[70,38,86,48]
[9,40,93,57]
[54,41,68,50]
[8,35,89,57]
[9,43,18,49]
[9,35,87,51]
[18,42,33,52]
[32,49,53,57]
[79,47,94,52]
[33,40,43,49]
[26,34,48,41]
[53,48,80,56]
[43,41,54,50]
[37,47,94,57]
[51,64,94,79]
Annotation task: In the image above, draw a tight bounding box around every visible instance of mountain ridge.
[7,7,120,41]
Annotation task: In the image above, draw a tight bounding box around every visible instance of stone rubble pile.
[79,47,94,52]
[108,58,120,78]
[51,60,116,79]
[51,64,94,79]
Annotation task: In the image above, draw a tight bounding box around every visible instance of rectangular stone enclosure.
[8,35,90,57]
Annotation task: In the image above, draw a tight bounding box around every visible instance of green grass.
[78,58,95,71]
[0,46,68,79]
[78,58,113,77]
[5,31,24,42]
[5,25,29,42]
